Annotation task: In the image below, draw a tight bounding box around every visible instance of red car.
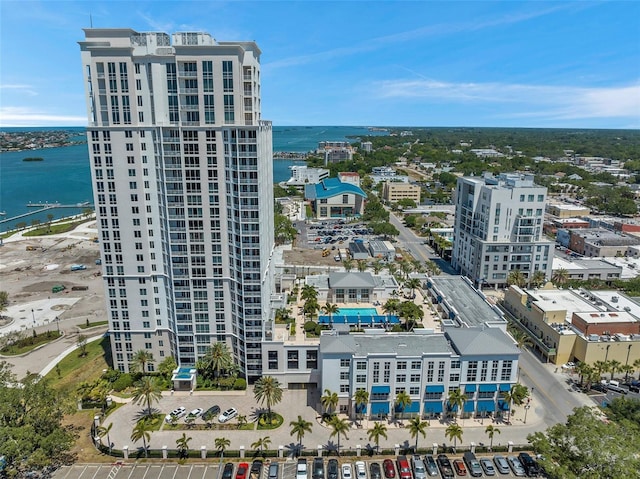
[236,462,249,479]
[383,459,396,478]
[453,460,467,476]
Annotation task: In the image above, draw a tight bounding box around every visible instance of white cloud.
[0,107,86,127]
[373,79,640,121]
[0,84,38,97]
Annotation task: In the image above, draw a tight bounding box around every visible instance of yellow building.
[503,285,640,367]
[381,181,421,203]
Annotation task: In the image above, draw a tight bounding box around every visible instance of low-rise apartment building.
[381,181,421,203]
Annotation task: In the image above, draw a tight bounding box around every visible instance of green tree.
[197,341,233,383]
[354,389,369,422]
[406,416,429,452]
[176,432,192,459]
[634,358,640,379]
[528,406,639,478]
[157,356,178,380]
[0,291,9,317]
[130,419,152,458]
[370,221,399,239]
[251,436,271,456]
[131,376,163,417]
[507,269,526,288]
[46,213,54,232]
[394,390,412,419]
[328,416,350,456]
[445,423,463,449]
[321,388,339,415]
[130,349,154,374]
[274,213,297,245]
[485,424,500,451]
[215,437,231,457]
[289,415,313,453]
[253,375,283,420]
[77,334,88,357]
[367,421,388,452]
[447,388,467,422]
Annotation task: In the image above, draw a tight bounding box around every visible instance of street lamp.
[524,403,531,424]
[55,316,60,333]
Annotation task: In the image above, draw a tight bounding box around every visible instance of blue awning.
[370,402,390,415]
[465,384,477,393]
[395,401,419,413]
[477,400,496,412]
[423,401,443,413]
[371,385,390,394]
[464,401,475,412]
[498,400,510,411]
[479,384,497,392]
[499,384,511,392]
[425,385,445,393]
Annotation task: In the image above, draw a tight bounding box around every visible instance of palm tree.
[130,419,152,458]
[406,417,428,452]
[447,388,466,422]
[301,284,318,302]
[343,258,354,272]
[198,341,233,382]
[303,298,320,320]
[404,278,421,298]
[507,270,526,288]
[445,423,463,450]
[394,390,412,420]
[382,299,400,320]
[530,270,546,288]
[634,358,640,380]
[400,260,414,280]
[328,416,350,456]
[509,328,533,351]
[353,389,369,422]
[321,389,339,415]
[367,422,388,452]
[502,389,514,424]
[575,362,593,387]
[130,349,154,374]
[131,376,163,417]
[215,437,231,457]
[253,375,283,420]
[608,359,622,380]
[176,433,192,459]
[371,259,385,274]
[237,414,248,429]
[620,364,634,383]
[96,422,113,453]
[289,415,313,454]
[321,303,340,325]
[485,425,500,451]
[593,360,608,380]
[357,260,368,272]
[251,436,271,456]
[552,268,569,286]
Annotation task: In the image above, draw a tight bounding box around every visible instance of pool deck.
[276,285,444,345]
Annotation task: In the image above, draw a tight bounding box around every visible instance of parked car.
[452,459,467,476]
[218,407,238,423]
[411,456,427,479]
[222,463,234,479]
[186,407,203,420]
[437,454,454,479]
[328,459,339,479]
[355,461,367,479]
[342,463,353,479]
[312,457,324,479]
[480,458,496,476]
[382,459,396,478]
[507,456,526,477]
[203,404,221,419]
[268,462,279,479]
[369,462,382,479]
[463,452,483,477]
[164,406,186,423]
[297,459,308,479]
[396,456,412,479]
[493,456,510,475]
[236,463,249,479]
[518,452,540,477]
[250,460,263,479]
[424,455,439,476]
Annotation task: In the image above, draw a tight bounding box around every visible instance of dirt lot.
[0,226,105,324]
[283,245,344,267]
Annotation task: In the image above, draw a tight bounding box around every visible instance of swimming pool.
[318,306,400,326]
[337,307,378,316]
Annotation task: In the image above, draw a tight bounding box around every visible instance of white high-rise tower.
[79,29,274,380]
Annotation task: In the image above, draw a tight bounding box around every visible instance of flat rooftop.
[525,288,602,322]
[574,311,637,324]
[589,290,640,319]
[320,331,453,356]
[429,276,505,327]
[552,257,621,272]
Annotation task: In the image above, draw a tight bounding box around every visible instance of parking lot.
[53,455,540,479]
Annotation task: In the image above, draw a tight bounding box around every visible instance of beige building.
[381,181,421,203]
[546,203,591,218]
[503,285,640,367]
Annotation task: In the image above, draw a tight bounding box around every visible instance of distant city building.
[305,178,366,219]
[452,173,554,288]
[568,228,640,257]
[470,148,504,158]
[361,141,373,152]
[80,29,274,380]
[381,181,421,203]
[551,257,622,283]
[546,203,591,218]
[317,141,355,164]
[371,166,396,176]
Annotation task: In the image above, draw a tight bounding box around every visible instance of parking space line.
[145,465,162,479]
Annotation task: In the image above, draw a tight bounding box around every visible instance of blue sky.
[1,1,638,128]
